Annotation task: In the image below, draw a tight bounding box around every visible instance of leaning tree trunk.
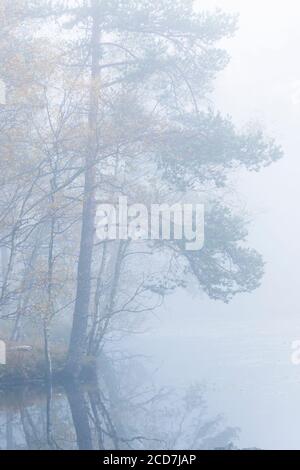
[66,0,101,376]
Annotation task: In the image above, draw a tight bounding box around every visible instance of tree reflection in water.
[0,355,239,450]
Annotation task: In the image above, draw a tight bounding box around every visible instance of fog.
[0,0,299,451]
[133,0,300,450]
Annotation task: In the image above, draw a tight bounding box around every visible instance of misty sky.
[132,0,300,450]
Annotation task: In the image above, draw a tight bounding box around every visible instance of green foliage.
[158,112,283,190]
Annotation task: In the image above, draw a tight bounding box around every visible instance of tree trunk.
[66,0,101,376]
[65,382,94,450]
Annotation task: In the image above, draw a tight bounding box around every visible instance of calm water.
[1,330,299,450]
[0,353,238,450]
[127,333,300,450]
